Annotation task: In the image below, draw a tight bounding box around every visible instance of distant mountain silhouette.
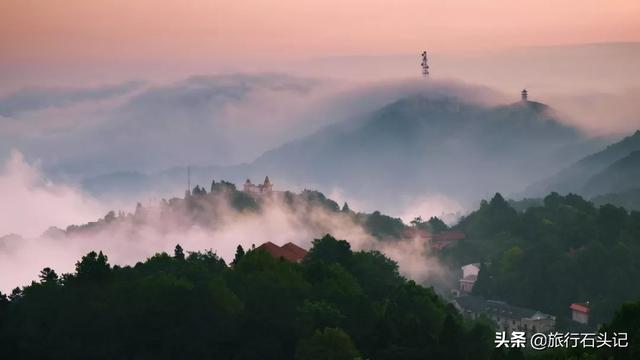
[83,95,598,208]
[592,188,640,212]
[583,150,640,197]
[526,130,640,197]
[244,96,588,205]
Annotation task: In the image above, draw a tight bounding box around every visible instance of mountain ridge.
[83,95,600,211]
[525,130,640,197]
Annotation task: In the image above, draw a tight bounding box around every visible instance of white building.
[459,263,480,294]
[455,295,556,334]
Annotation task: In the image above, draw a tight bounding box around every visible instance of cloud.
[0,158,450,293]
[0,150,106,238]
[397,193,465,226]
[0,81,142,117]
[5,72,633,217]
[546,88,640,136]
[0,73,341,178]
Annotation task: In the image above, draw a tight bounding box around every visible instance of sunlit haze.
[1,0,639,90]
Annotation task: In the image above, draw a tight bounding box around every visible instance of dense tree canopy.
[0,234,496,360]
[443,192,640,324]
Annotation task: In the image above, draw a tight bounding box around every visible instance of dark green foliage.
[445,192,640,324]
[304,235,353,268]
[508,198,544,213]
[427,216,449,232]
[38,268,59,284]
[232,244,245,265]
[211,180,237,193]
[192,185,207,195]
[364,211,405,239]
[75,251,110,281]
[295,327,361,360]
[299,190,340,212]
[0,291,8,331]
[173,244,185,260]
[596,300,640,360]
[410,216,449,232]
[0,234,494,360]
[229,190,259,211]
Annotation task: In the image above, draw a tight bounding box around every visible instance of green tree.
[38,267,59,284]
[427,216,449,232]
[438,314,463,359]
[174,244,185,260]
[232,245,245,265]
[75,251,110,280]
[410,216,424,227]
[304,235,353,268]
[295,327,361,360]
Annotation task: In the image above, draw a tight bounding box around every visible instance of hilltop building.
[521,88,528,101]
[243,176,273,194]
[455,295,555,334]
[256,241,307,263]
[459,263,480,294]
[570,302,590,325]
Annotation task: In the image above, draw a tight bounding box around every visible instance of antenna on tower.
[185,165,191,198]
[420,51,429,77]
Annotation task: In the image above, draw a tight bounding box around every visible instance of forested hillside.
[442,192,640,325]
[582,150,640,197]
[0,235,500,360]
[527,130,640,199]
[63,180,408,242]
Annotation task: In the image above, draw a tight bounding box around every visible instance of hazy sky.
[1,0,639,90]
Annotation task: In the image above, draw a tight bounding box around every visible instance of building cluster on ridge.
[455,262,593,333]
[243,176,273,194]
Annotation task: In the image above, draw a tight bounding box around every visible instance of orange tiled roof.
[570,303,590,313]
[256,241,307,262]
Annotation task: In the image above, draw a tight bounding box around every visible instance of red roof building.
[570,303,590,314]
[431,230,466,250]
[432,230,466,242]
[402,227,432,240]
[570,302,590,325]
[402,228,466,250]
[256,241,308,263]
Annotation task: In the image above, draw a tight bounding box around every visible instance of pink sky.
[1,0,639,93]
[2,0,639,62]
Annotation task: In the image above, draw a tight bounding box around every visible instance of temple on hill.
[521,88,528,101]
[243,176,273,194]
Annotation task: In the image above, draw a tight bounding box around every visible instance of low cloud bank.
[0,81,142,117]
[0,151,106,238]
[0,154,451,293]
[547,88,640,136]
[0,74,508,180]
